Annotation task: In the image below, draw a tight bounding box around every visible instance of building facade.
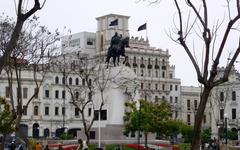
[0,13,214,142]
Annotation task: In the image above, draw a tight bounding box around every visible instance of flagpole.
[146,21,148,41]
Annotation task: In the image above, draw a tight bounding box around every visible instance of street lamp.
[224,113,228,145]
[136,101,141,150]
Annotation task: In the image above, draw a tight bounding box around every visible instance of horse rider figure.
[106,32,129,68]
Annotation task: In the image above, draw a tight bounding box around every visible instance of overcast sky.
[1,0,239,86]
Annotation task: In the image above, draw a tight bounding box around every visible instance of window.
[220,109,224,120]
[187,114,191,125]
[87,38,95,46]
[170,96,173,103]
[45,90,49,98]
[162,84,165,91]
[75,78,79,85]
[170,85,173,91]
[187,100,191,110]
[55,107,59,116]
[34,106,38,116]
[194,100,198,110]
[62,91,65,99]
[162,71,165,78]
[134,69,136,74]
[232,91,236,101]
[55,76,59,84]
[75,92,79,99]
[94,110,107,120]
[148,58,151,64]
[55,90,59,99]
[69,39,80,47]
[155,58,158,65]
[69,77,72,85]
[62,107,65,115]
[220,92,224,101]
[148,83,151,90]
[162,96,165,100]
[175,85,178,91]
[175,111,178,118]
[23,88,28,99]
[141,83,144,89]
[62,77,65,85]
[141,57,144,64]
[155,84,158,90]
[75,108,80,117]
[45,106,49,115]
[90,131,95,139]
[155,71,158,77]
[23,105,27,115]
[155,96,158,102]
[203,115,206,124]
[232,108,236,119]
[170,73,173,79]
[5,86,10,98]
[148,70,151,77]
[88,108,92,117]
[175,97,178,103]
[133,57,137,63]
[82,79,85,86]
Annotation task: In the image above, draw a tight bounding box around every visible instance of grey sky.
[1,0,239,86]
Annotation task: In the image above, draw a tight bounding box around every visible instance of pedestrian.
[44,144,50,150]
[82,141,88,150]
[77,139,83,150]
[36,142,43,150]
[58,144,64,150]
[8,140,16,150]
[115,144,122,150]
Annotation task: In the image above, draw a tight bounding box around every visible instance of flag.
[137,23,147,31]
[109,19,118,26]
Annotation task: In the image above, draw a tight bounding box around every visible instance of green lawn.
[178,143,191,150]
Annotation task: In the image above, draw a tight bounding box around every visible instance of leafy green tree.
[201,128,211,142]
[124,99,171,148]
[181,125,193,143]
[0,97,15,149]
[163,120,184,144]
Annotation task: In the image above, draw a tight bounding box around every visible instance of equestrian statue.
[105,32,129,68]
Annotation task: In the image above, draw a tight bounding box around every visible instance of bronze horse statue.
[105,36,129,68]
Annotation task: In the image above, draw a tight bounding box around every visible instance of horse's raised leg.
[113,56,116,67]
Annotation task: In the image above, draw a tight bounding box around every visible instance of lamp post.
[137,101,141,150]
[217,125,220,142]
[224,113,228,145]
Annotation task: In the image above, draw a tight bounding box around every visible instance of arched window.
[62,77,65,85]
[75,91,79,99]
[82,79,85,86]
[34,106,38,116]
[75,78,79,85]
[69,77,72,85]
[55,76,59,84]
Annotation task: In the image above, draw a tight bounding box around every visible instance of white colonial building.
[0,13,215,142]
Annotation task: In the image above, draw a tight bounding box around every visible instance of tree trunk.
[16,114,32,150]
[191,86,211,150]
[0,134,6,150]
[0,19,24,72]
[144,132,148,150]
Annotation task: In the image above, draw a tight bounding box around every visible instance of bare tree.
[0,0,46,72]
[139,0,240,149]
[0,16,59,149]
